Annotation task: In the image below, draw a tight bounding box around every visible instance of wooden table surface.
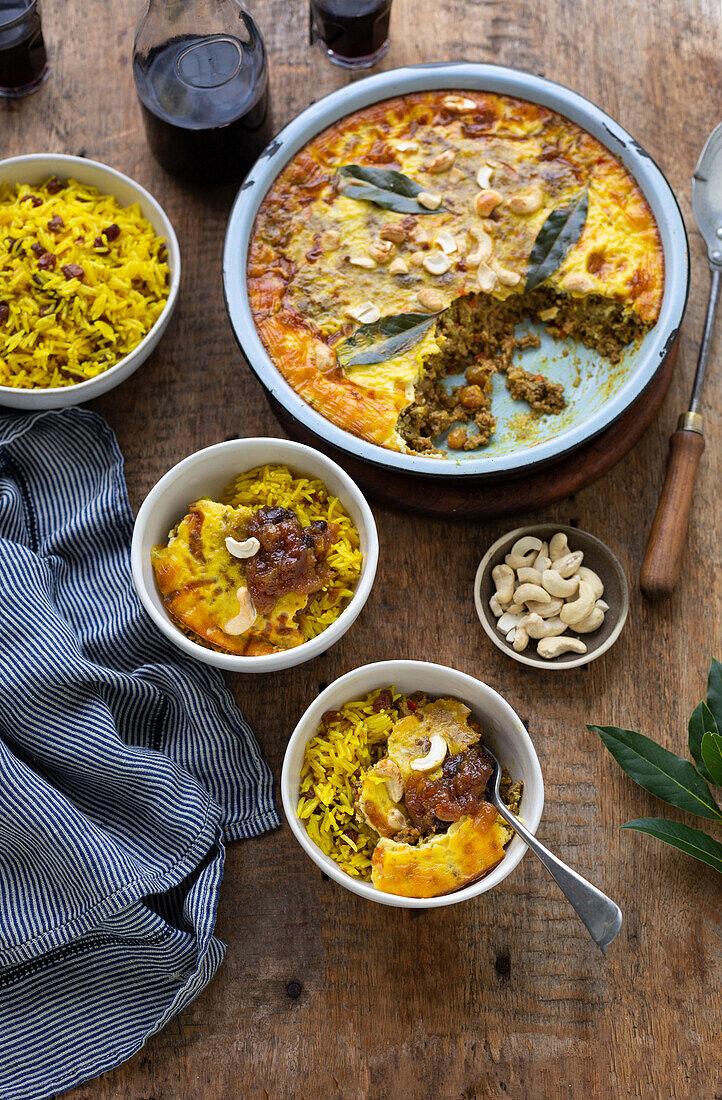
[4,1,721,1097]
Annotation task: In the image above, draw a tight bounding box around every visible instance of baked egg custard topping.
[248,91,664,455]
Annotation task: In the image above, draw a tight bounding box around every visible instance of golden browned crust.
[248,90,664,452]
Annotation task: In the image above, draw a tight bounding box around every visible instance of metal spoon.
[486,751,623,953]
[641,122,722,599]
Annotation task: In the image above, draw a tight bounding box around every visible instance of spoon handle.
[494,798,623,953]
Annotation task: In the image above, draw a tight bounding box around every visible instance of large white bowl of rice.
[0,153,180,408]
[282,661,544,908]
[131,437,379,672]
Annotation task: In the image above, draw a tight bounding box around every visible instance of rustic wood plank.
[2,0,720,1097]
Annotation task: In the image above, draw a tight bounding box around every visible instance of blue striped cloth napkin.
[0,407,280,1100]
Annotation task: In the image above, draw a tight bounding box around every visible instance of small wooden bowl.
[474,524,629,670]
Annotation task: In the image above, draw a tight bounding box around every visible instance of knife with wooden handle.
[640,124,722,600]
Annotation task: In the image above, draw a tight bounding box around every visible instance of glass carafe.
[133,0,272,184]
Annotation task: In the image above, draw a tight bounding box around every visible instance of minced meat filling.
[398,288,650,454]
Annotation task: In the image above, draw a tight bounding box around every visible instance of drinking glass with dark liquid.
[0,0,48,97]
[133,0,273,184]
[310,0,392,69]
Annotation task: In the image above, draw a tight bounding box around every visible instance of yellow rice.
[223,463,363,641]
[0,176,170,389]
[297,688,398,879]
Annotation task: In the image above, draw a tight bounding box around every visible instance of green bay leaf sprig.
[525,189,589,291]
[337,310,442,369]
[590,658,722,874]
[337,165,444,215]
[621,818,722,874]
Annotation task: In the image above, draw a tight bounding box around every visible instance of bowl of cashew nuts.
[474,524,629,669]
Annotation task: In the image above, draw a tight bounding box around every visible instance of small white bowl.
[131,437,379,673]
[281,660,544,908]
[474,524,629,670]
[0,153,180,409]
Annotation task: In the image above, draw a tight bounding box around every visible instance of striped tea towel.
[0,407,281,1100]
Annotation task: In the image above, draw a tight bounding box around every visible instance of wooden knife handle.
[640,423,705,600]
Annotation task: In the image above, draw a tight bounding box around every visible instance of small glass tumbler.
[0,0,48,98]
[309,0,392,70]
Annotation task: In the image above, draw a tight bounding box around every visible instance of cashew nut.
[506,628,517,643]
[551,550,584,578]
[573,606,605,633]
[513,625,529,652]
[549,532,569,561]
[349,254,377,269]
[537,636,587,659]
[423,250,452,275]
[489,595,504,618]
[515,583,551,606]
[505,551,537,571]
[506,601,527,616]
[492,563,515,605]
[466,227,493,266]
[518,613,568,640]
[534,542,550,572]
[410,733,448,772]
[596,599,610,613]
[497,611,523,633]
[320,228,341,251]
[542,568,580,599]
[436,230,458,254]
[347,301,380,324]
[577,566,604,599]
[560,580,596,626]
[388,257,409,275]
[517,566,544,586]
[476,163,494,189]
[508,188,543,215]
[442,95,478,113]
[475,189,503,216]
[417,287,445,312]
[525,596,564,618]
[428,149,456,172]
[369,238,396,263]
[418,190,443,210]
[490,257,521,287]
[476,263,497,292]
[225,535,260,559]
[223,586,257,635]
[314,343,337,373]
[374,759,405,801]
[511,535,543,558]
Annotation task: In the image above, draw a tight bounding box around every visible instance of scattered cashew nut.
[410,733,448,772]
[489,595,503,618]
[551,550,584,578]
[537,636,587,659]
[525,596,564,618]
[573,606,606,633]
[375,759,405,801]
[225,535,260,559]
[510,535,543,558]
[223,586,257,636]
[549,532,569,561]
[542,568,580,599]
[560,580,596,626]
[497,611,523,633]
[513,625,529,652]
[492,563,515,605]
[514,583,551,606]
[577,566,604,599]
[517,566,544,586]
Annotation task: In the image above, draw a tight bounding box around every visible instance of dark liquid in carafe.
[311,0,391,61]
[0,1,48,94]
[133,24,272,184]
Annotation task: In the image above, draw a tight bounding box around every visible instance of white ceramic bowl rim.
[281,660,545,908]
[223,62,689,479]
[130,437,379,672]
[0,153,181,396]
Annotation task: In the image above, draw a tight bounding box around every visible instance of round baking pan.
[223,63,689,483]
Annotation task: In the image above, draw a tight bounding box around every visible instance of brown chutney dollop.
[245,505,337,613]
[404,745,494,834]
